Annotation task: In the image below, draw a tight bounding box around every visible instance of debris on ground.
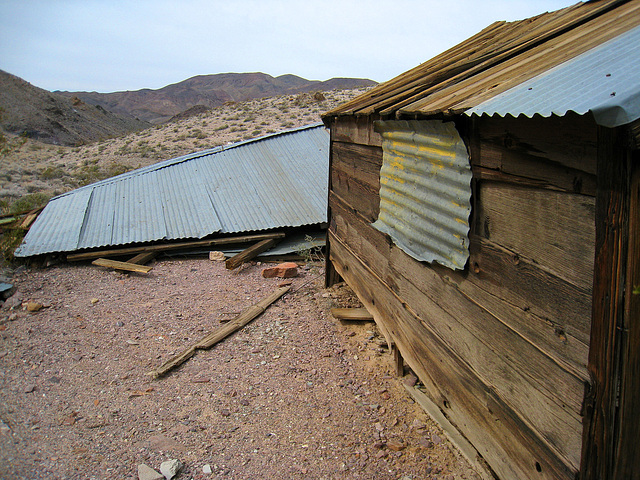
[261,261,298,278]
[0,258,482,480]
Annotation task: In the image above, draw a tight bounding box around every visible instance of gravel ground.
[0,257,481,480]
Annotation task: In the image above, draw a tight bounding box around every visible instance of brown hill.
[0,70,150,146]
[58,72,376,124]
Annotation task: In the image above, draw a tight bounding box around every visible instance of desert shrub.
[215,124,229,131]
[0,227,25,262]
[251,129,262,136]
[40,166,66,180]
[8,192,51,214]
[107,163,132,177]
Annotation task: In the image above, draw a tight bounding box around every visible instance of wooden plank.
[225,238,278,269]
[580,127,631,480]
[330,198,586,465]
[330,116,382,147]
[475,181,596,289]
[91,258,153,273]
[67,232,286,262]
[127,252,158,265]
[330,169,379,222]
[330,307,373,321]
[329,234,577,480]
[404,384,495,480]
[472,113,598,176]
[333,191,591,372]
[149,286,290,378]
[332,141,382,192]
[468,234,592,348]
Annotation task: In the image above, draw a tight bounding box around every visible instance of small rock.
[431,433,443,445]
[90,298,99,305]
[209,251,225,262]
[115,321,124,327]
[25,302,44,312]
[403,374,418,387]
[387,439,406,451]
[261,262,298,279]
[203,464,212,474]
[143,434,185,452]
[191,376,210,383]
[2,293,22,310]
[160,459,182,480]
[220,409,231,417]
[7,313,18,322]
[24,384,36,393]
[138,463,163,480]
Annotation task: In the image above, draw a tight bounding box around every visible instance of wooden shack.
[322,1,640,479]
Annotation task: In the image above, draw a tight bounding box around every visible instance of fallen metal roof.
[16,124,329,257]
[324,0,640,126]
[466,23,640,127]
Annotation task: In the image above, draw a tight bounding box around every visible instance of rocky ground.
[0,257,482,480]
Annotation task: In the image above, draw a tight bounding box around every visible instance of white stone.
[160,459,182,480]
[137,464,163,480]
[203,464,212,474]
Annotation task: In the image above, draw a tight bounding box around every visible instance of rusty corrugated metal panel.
[15,124,328,257]
[373,120,472,270]
[323,0,640,122]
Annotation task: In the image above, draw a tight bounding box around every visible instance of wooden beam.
[330,307,374,321]
[613,155,640,479]
[404,384,495,480]
[580,126,631,480]
[225,238,279,269]
[67,232,286,262]
[91,258,153,274]
[149,285,290,378]
[127,252,158,265]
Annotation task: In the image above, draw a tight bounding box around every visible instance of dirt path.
[0,258,481,480]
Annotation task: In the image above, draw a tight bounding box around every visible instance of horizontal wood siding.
[329,234,576,480]
[327,116,597,480]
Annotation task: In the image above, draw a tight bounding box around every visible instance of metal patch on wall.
[373,120,472,270]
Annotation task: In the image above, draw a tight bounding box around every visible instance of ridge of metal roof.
[323,0,640,125]
[16,123,329,257]
[465,23,640,127]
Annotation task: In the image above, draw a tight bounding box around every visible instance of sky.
[0,0,575,93]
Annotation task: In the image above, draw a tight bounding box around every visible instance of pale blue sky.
[0,0,574,93]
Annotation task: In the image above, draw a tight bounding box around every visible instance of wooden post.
[580,127,631,479]
[611,153,640,479]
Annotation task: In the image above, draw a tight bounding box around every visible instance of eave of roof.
[323,0,640,126]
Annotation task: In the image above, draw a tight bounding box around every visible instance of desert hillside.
[0,70,150,146]
[0,87,369,214]
[58,72,376,124]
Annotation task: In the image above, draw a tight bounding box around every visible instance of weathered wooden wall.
[326,113,598,480]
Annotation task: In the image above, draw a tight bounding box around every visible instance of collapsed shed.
[322,1,640,479]
[16,123,329,259]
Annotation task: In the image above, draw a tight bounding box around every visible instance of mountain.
[58,72,377,124]
[0,70,150,146]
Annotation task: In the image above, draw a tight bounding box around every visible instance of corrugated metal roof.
[16,124,329,257]
[372,120,472,270]
[465,23,640,127]
[324,0,640,126]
